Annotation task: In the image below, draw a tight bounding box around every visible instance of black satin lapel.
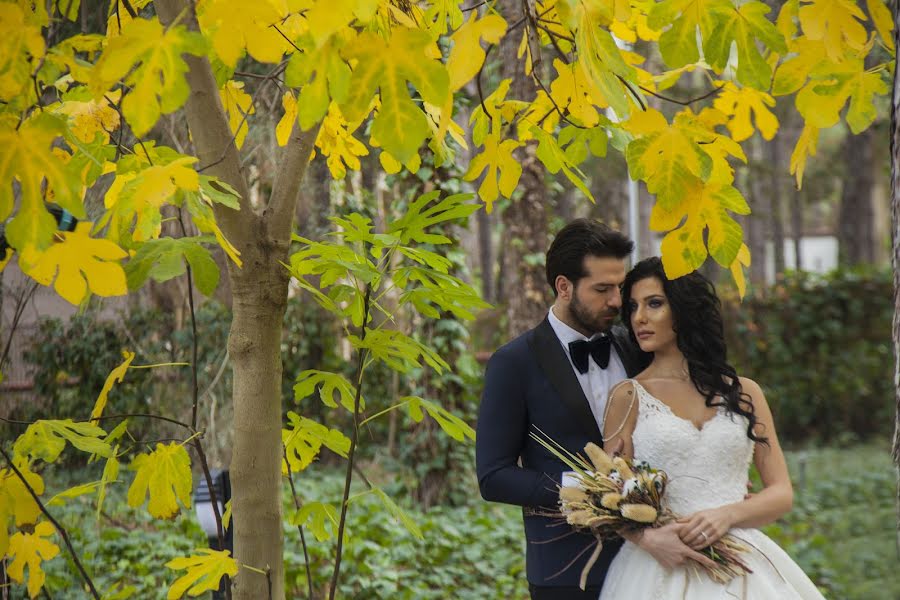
[529,319,602,442]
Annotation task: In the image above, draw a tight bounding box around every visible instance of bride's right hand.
[629,524,718,570]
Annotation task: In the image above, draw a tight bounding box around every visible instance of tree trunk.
[477,208,494,303]
[769,139,786,275]
[890,0,900,557]
[791,187,803,271]
[228,264,290,599]
[839,127,878,265]
[155,3,318,599]
[742,153,767,286]
[498,0,551,337]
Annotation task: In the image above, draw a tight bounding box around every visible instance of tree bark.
[742,153,767,286]
[477,208,494,303]
[890,0,900,558]
[839,127,878,265]
[497,0,551,337]
[155,3,318,599]
[791,187,803,271]
[769,138,786,275]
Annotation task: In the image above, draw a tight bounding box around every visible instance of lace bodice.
[629,379,755,515]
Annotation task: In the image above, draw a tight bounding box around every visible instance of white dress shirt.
[547,306,628,433]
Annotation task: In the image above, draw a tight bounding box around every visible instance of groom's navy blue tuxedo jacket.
[476,318,649,589]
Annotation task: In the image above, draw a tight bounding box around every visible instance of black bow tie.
[568,336,611,374]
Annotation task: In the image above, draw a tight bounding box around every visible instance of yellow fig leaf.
[219,80,255,149]
[92,18,206,137]
[446,13,507,91]
[0,463,44,529]
[6,522,60,599]
[165,549,238,600]
[127,442,192,519]
[282,411,351,475]
[703,1,786,89]
[624,108,712,204]
[302,0,378,49]
[315,103,369,179]
[729,243,751,297]
[674,107,747,185]
[91,350,136,422]
[463,134,523,212]
[575,10,637,118]
[648,0,727,68]
[19,222,127,305]
[276,91,298,147]
[549,59,606,127]
[104,156,201,243]
[424,0,465,35]
[13,419,112,463]
[285,35,353,131]
[790,123,819,189]
[97,451,120,518]
[713,83,779,141]
[340,28,450,163]
[795,58,887,133]
[0,3,44,103]
[196,0,290,67]
[653,180,749,275]
[798,0,868,60]
[867,0,894,50]
[0,113,84,256]
[54,90,121,144]
[772,37,827,96]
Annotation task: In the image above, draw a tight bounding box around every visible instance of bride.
[598,257,825,599]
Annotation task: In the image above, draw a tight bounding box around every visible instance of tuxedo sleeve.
[476,346,561,508]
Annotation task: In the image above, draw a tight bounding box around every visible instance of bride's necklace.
[648,369,690,381]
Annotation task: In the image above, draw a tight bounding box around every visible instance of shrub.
[722,268,893,442]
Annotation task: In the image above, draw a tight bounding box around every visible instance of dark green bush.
[22,302,232,439]
[722,268,893,443]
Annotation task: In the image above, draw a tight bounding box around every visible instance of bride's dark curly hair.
[621,257,768,445]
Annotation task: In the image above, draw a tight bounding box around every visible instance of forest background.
[0,0,897,598]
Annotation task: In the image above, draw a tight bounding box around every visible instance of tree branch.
[154,0,255,254]
[265,121,321,243]
[329,285,372,600]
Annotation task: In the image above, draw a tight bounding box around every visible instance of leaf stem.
[282,445,314,599]
[328,284,372,599]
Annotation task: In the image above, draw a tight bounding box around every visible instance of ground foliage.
[33,442,895,599]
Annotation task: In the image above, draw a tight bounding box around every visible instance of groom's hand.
[626,524,717,570]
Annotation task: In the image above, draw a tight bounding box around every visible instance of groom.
[476,219,649,599]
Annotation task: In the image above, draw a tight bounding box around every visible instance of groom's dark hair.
[545,219,633,297]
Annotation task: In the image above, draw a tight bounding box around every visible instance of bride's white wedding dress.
[599,380,826,599]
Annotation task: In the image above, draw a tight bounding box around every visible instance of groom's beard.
[570,293,618,335]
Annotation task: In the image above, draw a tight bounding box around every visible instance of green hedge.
[722,269,893,443]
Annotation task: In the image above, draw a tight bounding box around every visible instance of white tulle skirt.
[599,528,826,600]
